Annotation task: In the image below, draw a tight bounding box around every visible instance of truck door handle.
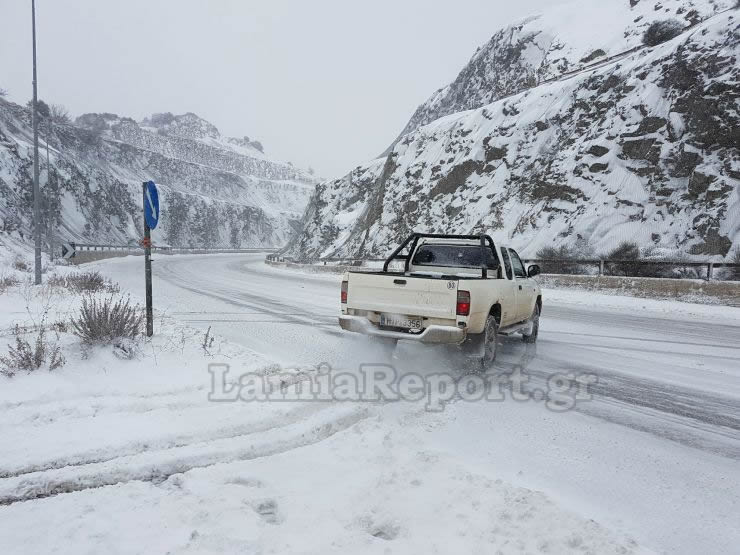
[518,285,522,290]
[394,279,407,285]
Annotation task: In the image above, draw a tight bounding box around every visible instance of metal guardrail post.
[599,260,604,276]
[707,262,713,281]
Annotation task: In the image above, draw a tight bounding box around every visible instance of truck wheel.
[480,315,498,369]
[522,304,540,344]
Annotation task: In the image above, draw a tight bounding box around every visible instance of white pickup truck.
[338,233,542,367]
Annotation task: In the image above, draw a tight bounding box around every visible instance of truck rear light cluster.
[456,290,470,316]
[341,281,348,304]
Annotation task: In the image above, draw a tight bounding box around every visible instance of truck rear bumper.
[338,315,466,344]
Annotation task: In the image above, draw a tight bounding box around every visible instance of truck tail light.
[341,281,348,304]
[456,290,470,316]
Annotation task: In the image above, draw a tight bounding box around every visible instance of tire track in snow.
[1,391,205,427]
[491,343,740,459]
[0,405,368,506]
[0,384,206,412]
[0,403,327,480]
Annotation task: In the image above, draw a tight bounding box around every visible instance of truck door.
[509,249,535,322]
[498,248,518,326]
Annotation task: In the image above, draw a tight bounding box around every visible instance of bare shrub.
[48,271,119,294]
[535,244,590,275]
[49,104,70,124]
[12,256,29,272]
[643,19,684,47]
[658,251,704,280]
[71,295,144,344]
[604,241,641,276]
[0,326,65,377]
[605,242,679,277]
[0,274,19,295]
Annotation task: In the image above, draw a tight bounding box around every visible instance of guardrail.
[65,244,279,264]
[521,258,740,281]
[74,244,278,253]
[266,255,387,266]
[266,254,740,281]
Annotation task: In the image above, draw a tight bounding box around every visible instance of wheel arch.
[489,302,502,326]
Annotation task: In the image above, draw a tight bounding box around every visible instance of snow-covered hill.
[388,0,734,152]
[0,101,317,250]
[287,0,739,260]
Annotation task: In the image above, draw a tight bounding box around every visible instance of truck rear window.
[411,244,499,269]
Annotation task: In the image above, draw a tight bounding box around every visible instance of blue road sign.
[144,181,160,229]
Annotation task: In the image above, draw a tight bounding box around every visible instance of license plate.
[380,313,422,330]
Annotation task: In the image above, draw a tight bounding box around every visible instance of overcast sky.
[1,0,553,178]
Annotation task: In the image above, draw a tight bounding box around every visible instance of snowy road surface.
[1,253,738,554]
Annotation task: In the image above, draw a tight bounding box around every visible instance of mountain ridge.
[384,0,735,154]
[286,1,739,261]
[0,100,317,251]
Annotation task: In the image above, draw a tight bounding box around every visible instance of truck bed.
[345,271,464,320]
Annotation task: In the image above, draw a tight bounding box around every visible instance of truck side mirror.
[527,264,541,278]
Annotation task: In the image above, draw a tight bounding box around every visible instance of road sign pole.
[142,183,154,337]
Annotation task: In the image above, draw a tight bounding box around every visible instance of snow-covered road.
[1,253,738,554]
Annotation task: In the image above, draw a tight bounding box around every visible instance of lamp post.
[46,116,53,261]
[31,0,42,284]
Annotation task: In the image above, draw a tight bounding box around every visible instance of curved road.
[97,253,740,554]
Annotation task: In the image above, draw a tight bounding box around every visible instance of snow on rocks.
[391,0,736,145]
[287,5,739,261]
[0,100,317,250]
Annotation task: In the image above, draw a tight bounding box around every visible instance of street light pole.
[31,0,42,284]
[46,117,53,261]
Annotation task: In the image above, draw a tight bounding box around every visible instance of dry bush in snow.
[71,295,144,344]
[48,271,119,294]
[534,243,593,275]
[0,326,65,377]
[12,256,29,272]
[0,274,19,295]
[49,103,70,124]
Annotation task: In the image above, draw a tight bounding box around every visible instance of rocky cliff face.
[287,1,739,261]
[0,104,316,250]
[388,0,733,152]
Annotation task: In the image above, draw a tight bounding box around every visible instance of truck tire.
[522,304,540,344]
[480,314,498,369]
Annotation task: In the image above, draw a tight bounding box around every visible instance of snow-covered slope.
[388,0,734,152]
[287,2,739,260]
[0,103,316,249]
